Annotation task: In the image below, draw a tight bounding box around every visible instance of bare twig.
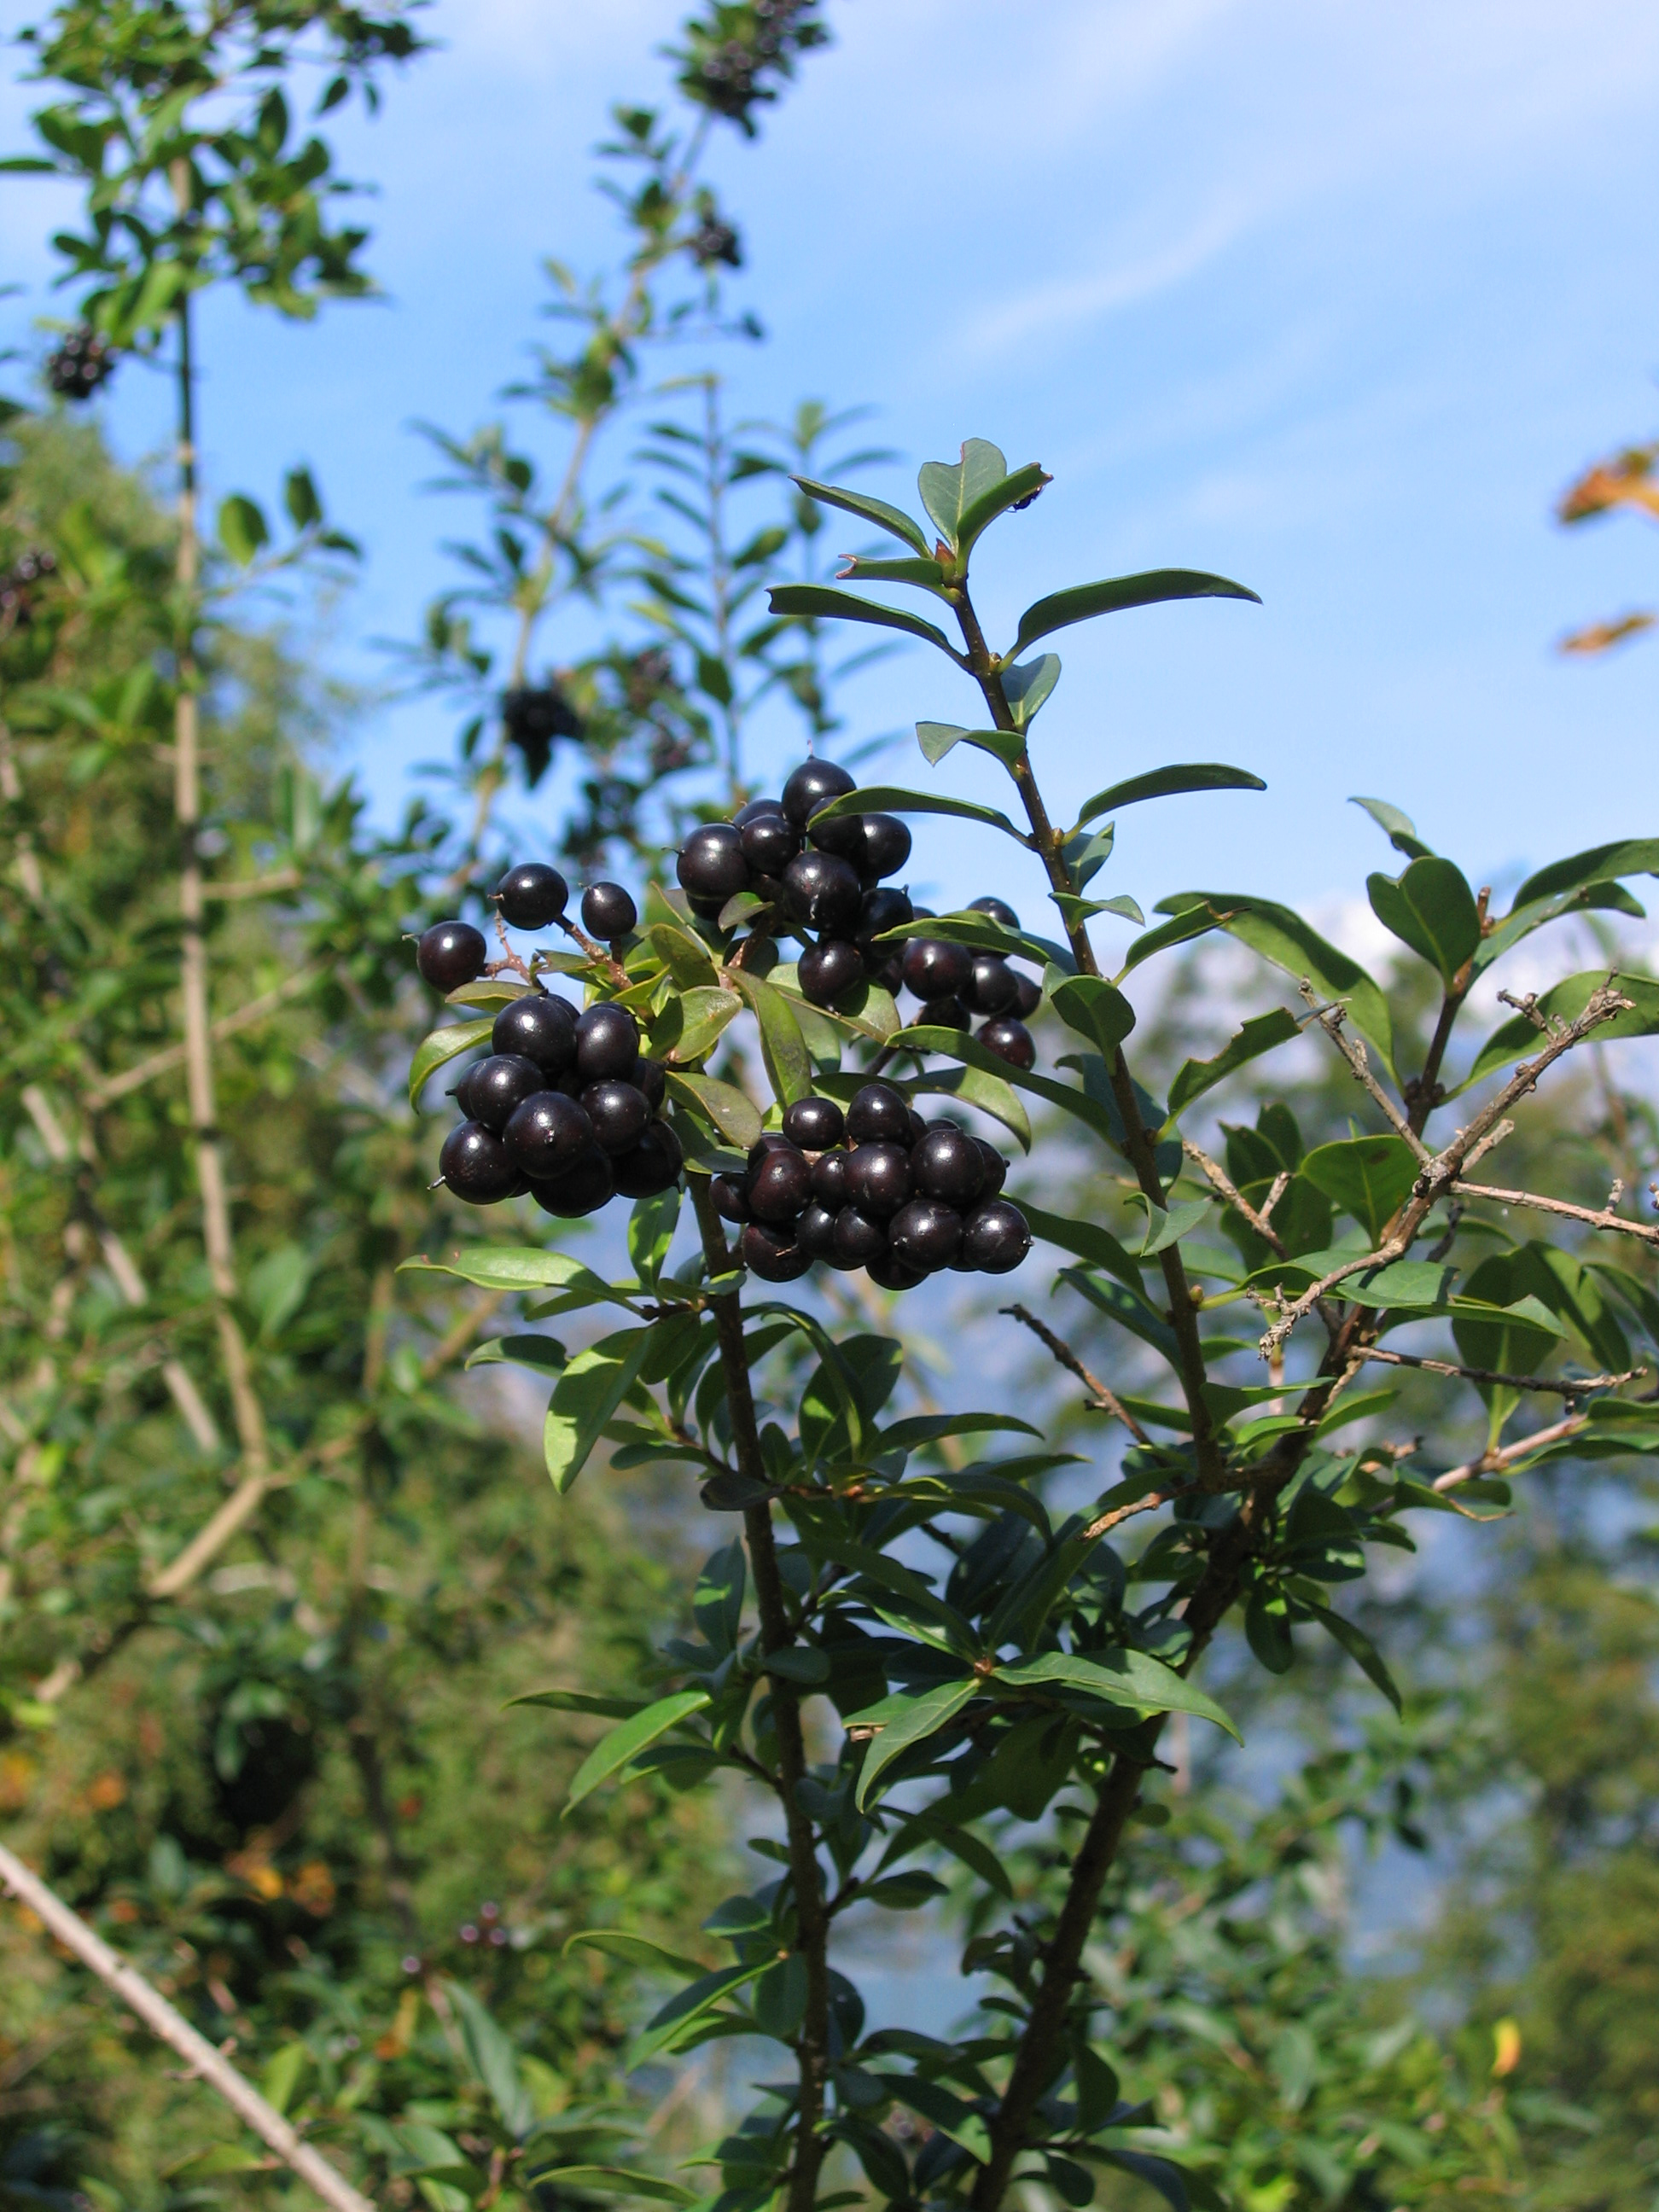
[0,1843,376,2212]
[1347,1344,1643,1398]
[1299,982,1430,1161]
[1450,1178,1659,1247]
[1181,1140,1284,1255]
[1001,1302,1152,1445]
[1081,1490,1169,1540]
[1431,1412,1588,1493]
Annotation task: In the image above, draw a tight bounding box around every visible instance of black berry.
[888,1197,963,1273]
[582,1080,651,1156]
[845,1141,912,1220]
[1012,971,1042,1019]
[974,1140,1008,1196]
[740,809,800,876]
[903,937,974,999]
[918,994,969,1030]
[800,939,864,1004]
[859,813,911,880]
[782,1095,846,1150]
[496,863,568,930]
[504,1091,594,1179]
[783,851,862,934]
[911,1126,986,1204]
[734,795,785,824]
[678,824,750,900]
[806,797,866,864]
[857,886,912,946]
[712,1173,752,1223]
[613,1121,684,1198]
[796,1201,840,1261]
[969,894,1020,930]
[832,1207,887,1266]
[864,951,905,995]
[456,1054,545,1132]
[45,325,114,399]
[812,1150,849,1208]
[748,1132,798,1170]
[846,1082,911,1145]
[417,921,488,992]
[634,1057,667,1112]
[782,758,856,827]
[575,1002,642,1080]
[439,1121,519,1204]
[581,882,637,938]
[905,1108,928,1146]
[961,1198,1032,1273]
[532,1148,616,1217]
[866,1250,924,1292]
[978,1016,1036,1070]
[748,1145,813,1222]
[965,955,1020,1016]
[492,992,578,1073]
[742,1221,812,1281]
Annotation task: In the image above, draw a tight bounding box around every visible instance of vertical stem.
[170,268,267,1486]
[690,1180,830,2212]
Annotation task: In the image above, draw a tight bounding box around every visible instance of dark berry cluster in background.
[712,1082,1031,1291]
[416,864,675,1218]
[676,759,1043,1070]
[44,325,114,400]
[0,548,55,628]
[500,680,583,788]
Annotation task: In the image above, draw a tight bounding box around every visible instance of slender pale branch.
[1182,1139,1284,1254]
[1432,1411,1589,1493]
[1299,983,1429,1161]
[1347,1345,1644,1397]
[0,1843,376,2212]
[85,966,325,1109]
[1450,1178,1659,1246]
[1000,1301,1151,1444]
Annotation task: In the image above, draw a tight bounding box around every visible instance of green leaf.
[728,971,813,1106]
[626,1957,768,2065]
[533,2171,696,2206]
[766,584,961,661]
[1165,1009,1301,1120]
[809,784,1028,844]
[1245,1587,1295,1673]
[408,1016,493,1108]
[879,1811,1015,1899]
[564,1690,711,1812]
[877,910,1070,971]
[853,1677,980,1810]
[994,1649,1241,1741]
[564,1928,709,1977]
[1022,1203,1146,1294]
[791,474,932,556]
[1155,894,1395,1070]
[1300,1138,1420,1242]
[955,459,1051,554]
[837,554,947,587]
[544,1330,654,1493]
[905,1060,1031,1150]
[1350,795,1435,859]
[1132,1196,1211,1256]
[1303,1603,1402,1712]
[217,492,269,566]
[1001,653,1061,728]
[646,921,719,987]
[401,1247,622,1303]
[917,436,1009,549]
[917,720,1027,769]
[665,1070,763,1151]
[466,1334,567,1375]
[445,1978,536,2134]
[1009,568,1260,658]
[893,2075,992,2163]
[628,1185,683,1287]
[1511,837,1659,909]
[509,1689,648,1719]
[1367,856,1482,981]
[652,984,742,1063]
[1050,975,1136,1056]
[1463,971,1659,1090]
[1073,762,1266,830]
[282,466,323,531]
[891,1029,1121,1148]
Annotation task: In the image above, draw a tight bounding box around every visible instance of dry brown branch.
[1432,1412,1589,1493]
[1001,1302,1151,1445]
[1081,1490,1169,1541]
[1182,1140,1284,1254]
[85,966,324,1109]
[1299,983,1429,1161]
[1347,1345,1644,1398]
[0,1842,376,2210]
[1450,1178,1659,1247]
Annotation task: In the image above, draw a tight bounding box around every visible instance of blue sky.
[4,0,1659,934]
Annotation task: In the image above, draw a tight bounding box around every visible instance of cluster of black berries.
[712,1081,1031,1290]
[45,326,114,399]
[680,1,828,128]
[687,212,742,268]
[416,863,671,1215]
[0,547,55,627]
[501,682,582,788]
[676,759,1042,1069]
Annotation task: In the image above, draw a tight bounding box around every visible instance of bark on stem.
[690,1180,830,2212]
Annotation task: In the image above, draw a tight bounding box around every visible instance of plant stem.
[689,1179,830,2212]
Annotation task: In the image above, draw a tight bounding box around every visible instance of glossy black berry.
[740,809,800,875]
[748,1146,812,1223]
[417,921,488,992]
[857,886,912,946]
[712,1173,752,1224]
[969,894,1020,930]
[782,1095,846,1150]
[581,882,637,938]
[961,1197,1032,1274]
[455,1054,545,1133]
[613,1121,684,1198]
[906,1108,928,1146]
[911,1126,986,1205]
[575,1001,642,1080]
[974,1139,1008,1196]
[504,1090,594,1179]
[965,955,1020,1016]
[978,1016,1036,1070]
[888,1197,963,1273]
[492,992,577,1074]
[903,937,974,999]
[796,1201,840,1261]
[846,1141,912,1220]
[866,1250,924,1292]
[677,824,750,900]
[496,863,568,930]
[439,1121,519,1204]
[748,1132,797,1170]
[806,798,866,864]
[633,1057,667,1113]
[782,758,856,827]
[45,325,114,399]
[832,1207,887,1266]
[812,1150,849,1208]
[582,1080,651,1156]
[859,813,911,881]
[734,795,784,825]
[783,850,862,934]
[864,951,905,995]
[800,939,864,1004]
[918,994,969,1031]
[1012,970,1042,1019]
[532,1148,615,1217]
[742,1221,812,1282]
[846,1082,911,1145]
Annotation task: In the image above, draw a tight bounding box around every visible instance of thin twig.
[1299,981,1430,1161]
[85,966,324,1109]
[1347,1345,1643,1398]
[1181,1140,1284,1254]
[0,1844,376,2212]
[1001,1302,1152,1445]
[1431,1412,1588,1493]
[1450,1178,1659,1246]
